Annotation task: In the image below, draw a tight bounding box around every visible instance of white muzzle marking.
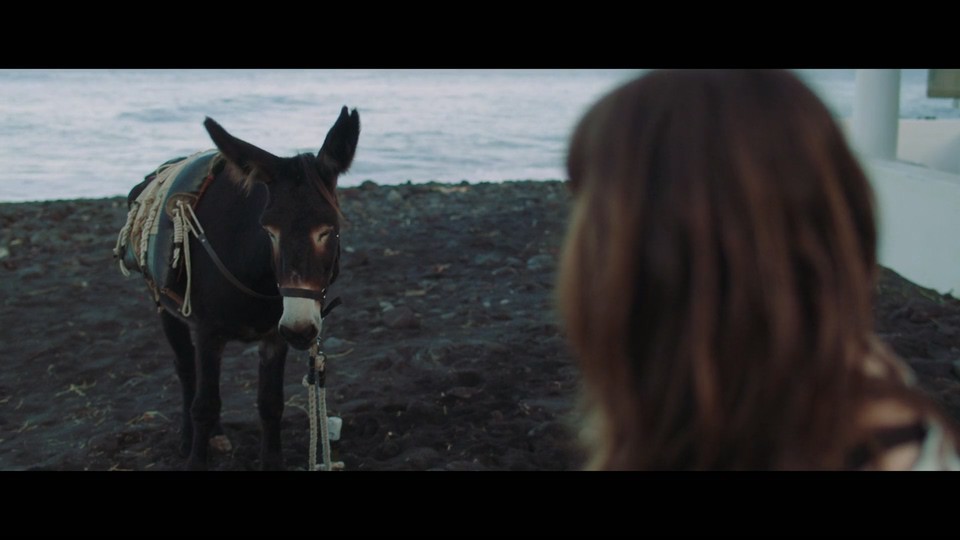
[280,297,322,335]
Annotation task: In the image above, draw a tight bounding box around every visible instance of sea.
[1,69,957,202]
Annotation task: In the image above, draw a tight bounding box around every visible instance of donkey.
[131,107,359,470]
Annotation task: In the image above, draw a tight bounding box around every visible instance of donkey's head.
[204,107,360,350]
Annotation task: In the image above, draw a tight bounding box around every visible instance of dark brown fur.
[138,107,359,470]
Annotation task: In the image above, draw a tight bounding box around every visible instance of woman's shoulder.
[909,419,960,471]
[858,339,960,470]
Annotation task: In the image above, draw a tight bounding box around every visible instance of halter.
[194,223,341,314]
[276,232,342,318]
[279,286,342,319]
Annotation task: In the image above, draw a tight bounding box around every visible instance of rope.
[307,365,319,470]
[180,201,206,236]
[174,200,210,318]
[139,204,159,269]
[317,351,332,471]
[117,152,276,314]
[319,384,332,470]
[115,157,188,278]
[172,206,184,269]
[114,202,139,277]
[304,340,344,472]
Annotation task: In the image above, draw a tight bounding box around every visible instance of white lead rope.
[305,340,344,471]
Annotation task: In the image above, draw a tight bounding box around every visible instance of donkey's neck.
[197,175,278,296]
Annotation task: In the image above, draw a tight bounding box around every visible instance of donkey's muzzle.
[279,324,318,351]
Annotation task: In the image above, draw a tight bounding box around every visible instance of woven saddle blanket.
[116,149,224,310]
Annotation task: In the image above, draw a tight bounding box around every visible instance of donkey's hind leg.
[258,329,289,470]
[160,310,196,458]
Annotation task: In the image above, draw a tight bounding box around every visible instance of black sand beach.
[1,180,958,470]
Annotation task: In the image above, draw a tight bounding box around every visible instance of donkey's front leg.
[159,310,196,458]
[187,329,226,471]
[258,329,289,470]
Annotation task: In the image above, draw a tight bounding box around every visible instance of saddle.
[115,150,225,316]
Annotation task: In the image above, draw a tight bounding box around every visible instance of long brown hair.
[559,69,950,469]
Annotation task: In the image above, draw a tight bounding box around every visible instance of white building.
[849,69,960,296]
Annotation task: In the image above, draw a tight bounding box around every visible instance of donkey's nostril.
[278,324,318,350]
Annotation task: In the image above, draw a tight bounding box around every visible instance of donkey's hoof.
[186,458,208,471]
[209,434,233,453]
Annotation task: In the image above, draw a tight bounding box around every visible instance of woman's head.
[559,69,881,469]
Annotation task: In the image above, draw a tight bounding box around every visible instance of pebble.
[323,337,347,351]
[19,264,44,280]
[425,345,449,363]
[375,440,402,460]
[406,399,442,421]
[445,460,483,471]
[455,370,483,387]
[371,354,394,371]
[382,306,420,330]
[479,340,509,354]
[400,447,441,470]
[0,246,8,260]
[526,254,554,271]
[527,421,568,439]
[386,190,403,203]
[473,253,502,266]
[73,233,98,244]
[446,386,479,400]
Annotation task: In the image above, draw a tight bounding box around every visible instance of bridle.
[195,226,342,318]
[278,286,342,319]
[275,231,342,318]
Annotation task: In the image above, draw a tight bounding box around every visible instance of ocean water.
[0,69,957,202]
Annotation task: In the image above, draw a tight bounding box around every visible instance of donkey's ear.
[317,106,360,180]
[204,117,281,186]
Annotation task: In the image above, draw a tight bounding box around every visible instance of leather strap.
[278,288,342,318]
[321,296,342,319]
[195,232,279,300]
[279,287,326,300]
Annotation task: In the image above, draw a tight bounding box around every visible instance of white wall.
[842,118,960,175]
[867,159,960,296]
[897,119,960,175]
